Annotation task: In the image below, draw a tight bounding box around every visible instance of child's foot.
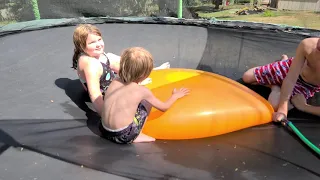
[155,62,170,70]
[275,54,288,62]
[133,133,156,143]
[280,54,288,60]
[138,78,152,86]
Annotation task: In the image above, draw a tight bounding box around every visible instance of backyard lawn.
[197,5,320,30]
[0,20,15,26]
[1,4,320,30]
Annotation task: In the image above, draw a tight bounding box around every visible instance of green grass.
[0,20,16,26]
[198,9,239,19]
[197,6,320,30]
[261,10,277,17]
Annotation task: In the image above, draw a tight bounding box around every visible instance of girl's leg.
[139,62,170,86]
[154,62,170,70]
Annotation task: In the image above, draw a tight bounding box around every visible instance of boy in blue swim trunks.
[100,47,190,144]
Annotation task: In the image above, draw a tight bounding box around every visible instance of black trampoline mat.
[0,23,319,180]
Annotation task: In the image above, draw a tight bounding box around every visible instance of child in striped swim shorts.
[253,55,320,101]
[242,38,320,122]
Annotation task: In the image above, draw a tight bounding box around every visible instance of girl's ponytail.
[72,48,81,69]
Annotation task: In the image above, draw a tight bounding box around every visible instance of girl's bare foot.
[138,78,152,86]
[133,133,156,143]
[154,62,170,70]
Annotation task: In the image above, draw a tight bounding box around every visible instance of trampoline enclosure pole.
[31,0,41,20]
[178,0,183,18]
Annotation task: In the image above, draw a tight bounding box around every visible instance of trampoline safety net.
[0,0,319,31]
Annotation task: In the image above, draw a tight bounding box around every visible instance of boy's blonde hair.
[72,24,102,69]
[119,47,154,83]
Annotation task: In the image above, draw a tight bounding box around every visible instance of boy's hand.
[272,112,287,122]
[139,78,152,86]
[172,88,190,99]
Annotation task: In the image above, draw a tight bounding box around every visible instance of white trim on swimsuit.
[101,121,129,132]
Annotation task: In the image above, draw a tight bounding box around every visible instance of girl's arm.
[106,52,121,74]
[83,59,104,116]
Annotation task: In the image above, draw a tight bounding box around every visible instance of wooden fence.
[277,0,320,11]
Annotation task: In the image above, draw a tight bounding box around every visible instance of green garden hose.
[281,119,320,156]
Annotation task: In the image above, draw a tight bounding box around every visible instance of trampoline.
[0,1,320,180]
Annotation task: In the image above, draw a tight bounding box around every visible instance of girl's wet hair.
[119,47,154,84]
[72,24,102,69]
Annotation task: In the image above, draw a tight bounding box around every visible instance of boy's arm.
[142,88,178,112]
[143,87,189,112]
[300,105,320,117]
[291,94,320,117]
[275,40,307,121]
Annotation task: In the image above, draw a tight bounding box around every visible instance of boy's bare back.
[102,78,147,130]
[100,47,189,144]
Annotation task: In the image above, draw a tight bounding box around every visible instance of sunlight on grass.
[0,20,16,26]
[198,9,240,19]
[198,8,320,30]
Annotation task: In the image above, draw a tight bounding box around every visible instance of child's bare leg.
[268,86,281,110]
[133,133,155,143]
[242,67,259,85]
[242,68,275,88]
[154,62,170,70]
[268,85,294,111]
[242,67,282,108]
[243,55,288,84]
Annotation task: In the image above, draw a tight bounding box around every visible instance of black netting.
[1,0,202,22]
[0,0,320,31]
